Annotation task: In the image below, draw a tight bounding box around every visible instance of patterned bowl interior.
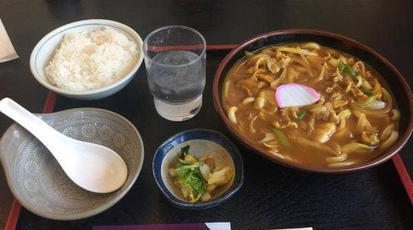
[0,108,144,220]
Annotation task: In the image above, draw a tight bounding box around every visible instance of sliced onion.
[341,143,371,154]
[365,100,386,110]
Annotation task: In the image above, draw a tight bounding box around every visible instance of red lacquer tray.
[3,45,413,230]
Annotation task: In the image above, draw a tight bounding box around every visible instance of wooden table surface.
[1,0,412,229]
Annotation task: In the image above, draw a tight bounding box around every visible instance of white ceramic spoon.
[0,97,128,193]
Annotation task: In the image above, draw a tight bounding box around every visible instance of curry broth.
[222,42,400,168]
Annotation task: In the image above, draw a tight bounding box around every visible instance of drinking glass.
[143,25,206,121]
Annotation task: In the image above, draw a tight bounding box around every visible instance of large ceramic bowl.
[153,129,244,210]
[30,19,144,100]
[0,108,144,220]
[213,29,413,173]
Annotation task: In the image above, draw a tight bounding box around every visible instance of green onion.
[294,110,307,122]
[355,95,378,107]
[245,51,253,57]
[338,60,346,73]
[338,61,357,76]
[360,88,375,96]
[337,109,351,120]
[272,128,291,148]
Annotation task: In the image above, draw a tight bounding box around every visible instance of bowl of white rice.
[30,19,144,100]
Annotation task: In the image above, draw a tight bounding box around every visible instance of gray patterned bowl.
[0,108,144,220]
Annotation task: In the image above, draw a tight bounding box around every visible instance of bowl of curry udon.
[213,29,413,173]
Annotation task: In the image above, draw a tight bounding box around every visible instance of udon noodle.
[222,42,400,168]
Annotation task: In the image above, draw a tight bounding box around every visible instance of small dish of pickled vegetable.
[152,129,244,210]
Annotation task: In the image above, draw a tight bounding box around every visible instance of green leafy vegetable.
[179,145,191,160]
[169,144,234,203]
[175,164,207,201]
[174,145,207,202]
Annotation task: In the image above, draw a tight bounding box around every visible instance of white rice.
[44,26,139,91]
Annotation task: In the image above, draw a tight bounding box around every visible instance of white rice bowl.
[45,27,139,91]
[30,19,144,100]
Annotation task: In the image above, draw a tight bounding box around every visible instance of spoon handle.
[0,97,62,152]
